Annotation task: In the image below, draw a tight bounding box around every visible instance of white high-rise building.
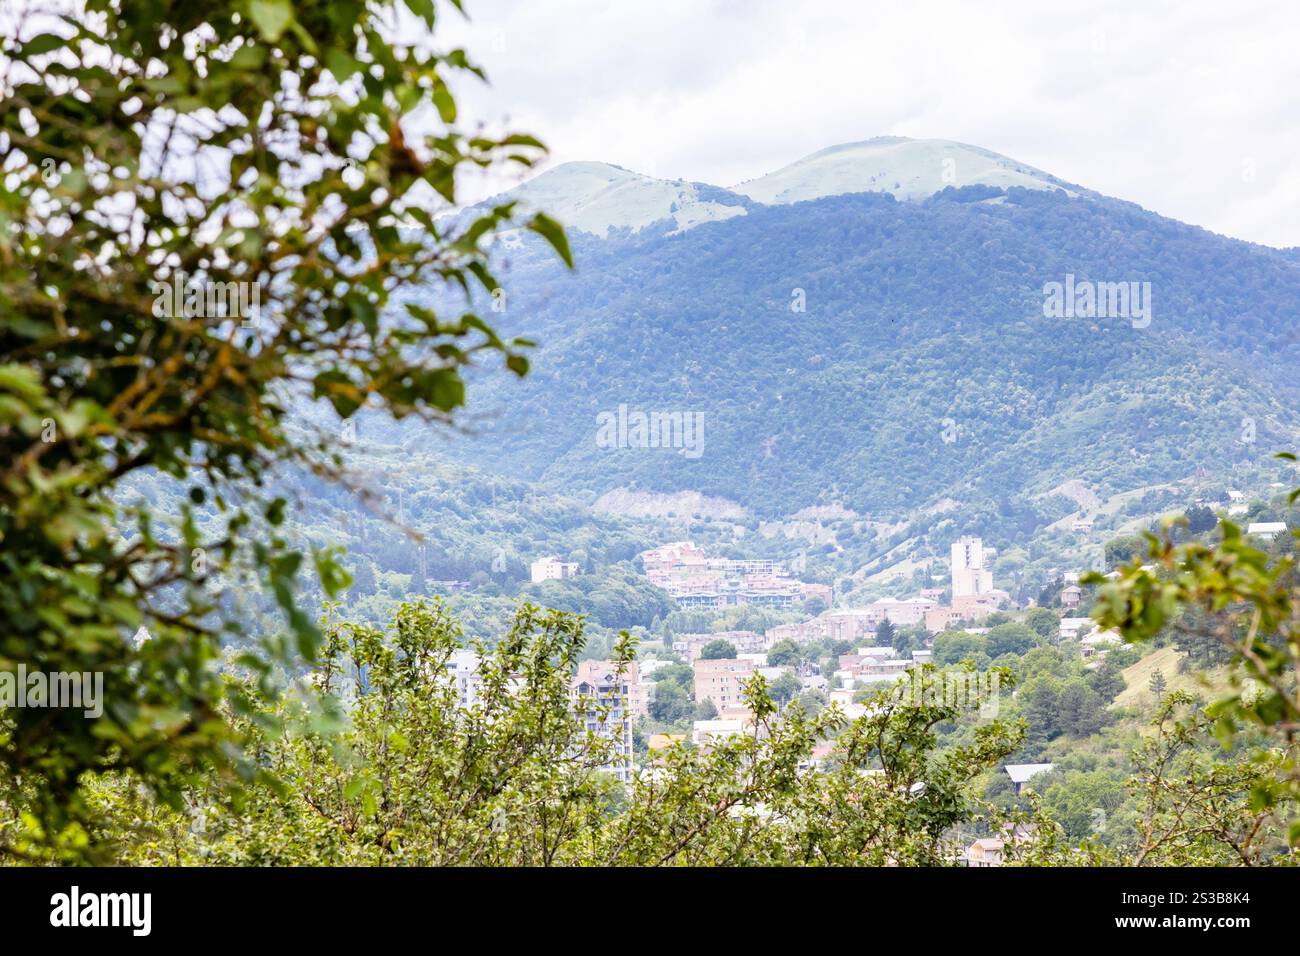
[951,536,994,597]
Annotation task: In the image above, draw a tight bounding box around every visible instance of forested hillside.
[413,184,1300,527]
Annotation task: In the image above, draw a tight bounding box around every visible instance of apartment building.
[571,660,636,783]
[693,656,756,712]
[672,630,769,660]
[952,536,994,597]
[446,649,482,707]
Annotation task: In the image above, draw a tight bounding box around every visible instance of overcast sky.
[438,0,1300,248]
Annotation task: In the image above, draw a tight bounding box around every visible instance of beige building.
[966,838,1004,867]
[693,656,756,712]
[925,606,958,633]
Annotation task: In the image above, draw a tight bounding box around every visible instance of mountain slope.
[389,138,1300,594]
[425,181,1300,528]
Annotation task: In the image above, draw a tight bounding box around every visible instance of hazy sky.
[439,0,1300,248]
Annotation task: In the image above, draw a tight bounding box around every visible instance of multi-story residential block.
[672,630,769,660]
[571,660,635,783]
[639,542,829,610]
[693,656,756,712]
[873,596,937,626]
[446,649,482,707]
[951,536,994,598]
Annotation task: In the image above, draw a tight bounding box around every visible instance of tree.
[767,639,800,667]
[698,639,738,660]
[933,630,987,666]
[1025,693,1298,866]
[1091,468,1300,847]
[874,618,898,648]
[0,0,571,861]
[1056,679,1107,737]
[1087,660,1126,703]
[1024,607,1059,640]
[648,681,694,725]
[1020,676,1062,741]
[694,698,719,720]
[1148,669,1167,700]
[1104,535,1145,569]
[986,622,1039,658]
[81,600,1028,865]
[801,595,829,616]
[769,671,803,705]
[1183,505,1218,535]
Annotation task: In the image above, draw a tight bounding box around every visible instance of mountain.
[491,137,1077,240]
[730,137,1076,204]
[407,137,1300,575]
[496,160,750,238]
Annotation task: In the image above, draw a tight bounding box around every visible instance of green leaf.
[248,0,294,42]
[20,33,67,57]
[432,81,456,123]
[527,213,573,268]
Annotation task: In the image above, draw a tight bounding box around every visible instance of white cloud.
[439,0,1300,247]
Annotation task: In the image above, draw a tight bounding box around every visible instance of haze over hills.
[409,136,1300,575]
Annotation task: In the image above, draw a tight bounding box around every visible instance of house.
[1247,522,1288,541]
[800,582,834,606]
[1059,617,1093,642]
[1060,585,1082,609]
[966,838,1004,867]
[531,555,579,583]
[829,687,856,708]
[967,822,1038,866]
[1080,629,1123,659]
[1005,762,1054,795]
[1071,517,1094,533]
[873,596,937,626]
